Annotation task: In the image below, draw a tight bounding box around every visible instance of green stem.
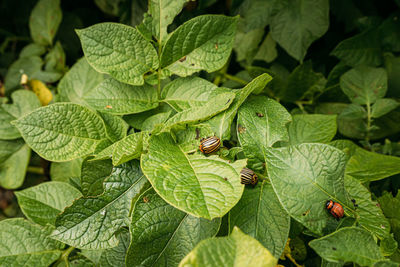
[366,102,372,142]
[0,36,30,54]
[213,57,231,86]
[54,246,75,267]
[157,41,162,98]
[27,166,44,175]
[223,74,247,85]
[295,101,306,113]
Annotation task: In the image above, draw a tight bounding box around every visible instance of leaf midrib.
[80,29,153,70]
[151,213,188,266]
[15,121,104,142]
[0,249,61,258]
[54,175,145,234]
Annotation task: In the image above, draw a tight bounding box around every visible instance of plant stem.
[366,102,372,142]
[27,166,44,175]
[295,101,306,113]
[0,36,30,54]
[213,57,230,86]
[54,246,75,267]
[157,41,162,98]
[223,74,247,85]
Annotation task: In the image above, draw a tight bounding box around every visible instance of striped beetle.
[240,168,258,186]
[199,136,221,154]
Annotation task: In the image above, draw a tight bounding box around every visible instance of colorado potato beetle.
[240,168,258,186]
[199,136,221,154]
[325,200,344,219]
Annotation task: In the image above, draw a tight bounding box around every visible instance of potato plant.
[1,0,400,266]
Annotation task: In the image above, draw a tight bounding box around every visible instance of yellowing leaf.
[28,79,53,106]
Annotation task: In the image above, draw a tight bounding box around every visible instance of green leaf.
[331,29,382,67]
[340,66,387,105]
[148,0,190,43]
[141,111,171,131]
[270,0,329,61]
[332,140,400,182]
[29,0,62,46]
[266,143,350,235]
[0,144,30,189]
[80,158,113,196]
[45,41,66,73]
[92,143,116,161]
[207,73,273,140]
[229,181,290,258]
[237,95,291,171]
[12,103,107,161]
[99,229,130,267]
[347,150,400,182]
[373,260,400,267]
[378,191,400,243]
[237,0,282,32]
[51,161,149,249]
[15,181,83,226]
[2,90,41,118]
[161,15,238,76]
[234,28,264,64]
[288,114,337,145]
[126,188,221,266]
[0,107,21,140]
[179,227,277,267]
[94,0,123,16]
[141,133,246,219]
[0,218,63,267]
[4,56,61,94]
[279,61,326,102]
[345,175,391,240]
[50,158,83,182]
[0,90,41,141]
[380,13,400,52]
[83,78,158,115]
[337,104,367,139]
[254,33,278,63]
[58,58,104,106]
[371,99,400,118]
[309,227,383,266]
[112,132,145,166]
[98,113,129,142]
[163,92,235,130]
[0,139,24,162]
[161,77,230,112]
[19,43,46,58]
[76,23,159,85]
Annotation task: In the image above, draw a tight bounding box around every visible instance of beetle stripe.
[201,138,220,153]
